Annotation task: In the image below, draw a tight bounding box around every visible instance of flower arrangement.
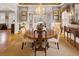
[36,23,44,30]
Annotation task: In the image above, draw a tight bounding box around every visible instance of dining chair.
[20,27,33,50]
[34,30,47,56]
[48,32,60,50]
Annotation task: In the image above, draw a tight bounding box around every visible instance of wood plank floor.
[0,33,79,56]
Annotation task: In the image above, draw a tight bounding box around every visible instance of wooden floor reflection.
[0,32,79,56]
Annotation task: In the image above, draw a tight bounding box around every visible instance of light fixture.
[36,3,45,14]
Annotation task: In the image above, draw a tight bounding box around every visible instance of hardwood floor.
[0,32,79,56]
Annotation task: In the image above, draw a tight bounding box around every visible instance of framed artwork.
[19,7,28,21]
[53,10,59,15]
[53,10,60,22]
[21,11,27,16]
[20,11,27,20]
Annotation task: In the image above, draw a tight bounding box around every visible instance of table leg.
[64,31,65,39]
[67,32,68,41]
[74,36,76,47]
[21,42,24,50]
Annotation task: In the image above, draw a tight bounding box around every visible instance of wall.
[61,4,74,27]
[0,3,19,33]
[0,13,5,23]
[0,4,61,33]
[75,4,79,24]
[28,6,54,31]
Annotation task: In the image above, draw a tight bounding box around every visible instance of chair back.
[34,30,47,56]
[53,24,61,42]
[20,27,26,36]
[57,32,60,41]
[34,30,47,40]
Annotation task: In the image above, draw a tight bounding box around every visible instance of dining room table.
[25,30,57,40]
[24,30,57,49]
[24,30,57,56]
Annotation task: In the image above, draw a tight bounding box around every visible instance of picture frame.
[19,7,28,21]
[53,10,59,15]
[53,10,60,22]
[21,11,27,16]
[20,11,27,21]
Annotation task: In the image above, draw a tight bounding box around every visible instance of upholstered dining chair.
[48,32,60,50]
[20,27,33,50]
[48,24,61,50]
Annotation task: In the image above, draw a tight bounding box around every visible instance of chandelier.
[36,3,45,14]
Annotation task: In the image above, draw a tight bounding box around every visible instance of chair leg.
[74,37,76,47]
[32,43,34,50]
[55,42,56,45]
[57,43,59,50]
[70,33,71,40]
[35,49,36,56]
[46,42,49,48]
[21,42,24,50]
[67,33,68,41]
[70,33,71,43]
[45,49,46,56]
[64,31,65,39]
[25,42,26,45]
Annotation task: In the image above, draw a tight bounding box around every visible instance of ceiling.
[19,3,61,5]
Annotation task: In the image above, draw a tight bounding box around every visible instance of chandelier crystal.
[36,3,45,14]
